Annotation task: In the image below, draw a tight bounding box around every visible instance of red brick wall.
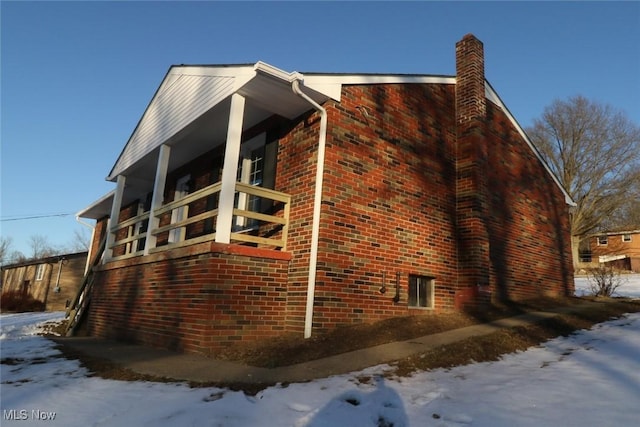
[590,232,640,259]
[88,242,291,354]
[91,218,108,265]
[274,111,320,332]
[276,83,460,333]
[275,80,573,333]
[485,102,574,299]
[87,70,573,348]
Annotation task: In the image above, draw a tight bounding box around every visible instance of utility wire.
[1,213,74,222]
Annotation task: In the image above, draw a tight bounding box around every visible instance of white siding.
[109,73,237,179]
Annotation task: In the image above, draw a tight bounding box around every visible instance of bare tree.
[67,227,91,252]
[9,250,27,264]
[607,178,640,229]
[28,234,60,259]
[0,236,13,266]
[526,95,640,268]
[587,266,624,297]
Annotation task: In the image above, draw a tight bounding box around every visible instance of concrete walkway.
[52,302,600,386]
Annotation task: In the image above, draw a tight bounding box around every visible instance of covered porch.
[78,62,329,263]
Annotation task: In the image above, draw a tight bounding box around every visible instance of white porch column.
[144,144,171,255]
[216,93,245,244]
[105,174,126,261]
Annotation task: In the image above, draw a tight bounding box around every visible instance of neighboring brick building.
[582,229,640,272]
[77,34,574,355]
[1,252,88,312]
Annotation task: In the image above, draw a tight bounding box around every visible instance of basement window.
[408,275,434,309]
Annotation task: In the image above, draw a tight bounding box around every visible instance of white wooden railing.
[107,181,290,261]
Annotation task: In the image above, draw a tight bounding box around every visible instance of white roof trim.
[76,190,115,219]
[302,74,455,102]
[168,64,257,78]
[599,254,628,263]
[304,74,455,85]
[254,61,303,82]
[592,229,640,237]
[485,82,576,206]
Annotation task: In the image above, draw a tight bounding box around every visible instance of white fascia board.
[76,190,115,219]
[484,82,576,207]
[254,61,303,82]
[304,74,455,85]
[303,74,456,102]
[599,229,640,237]
[168,64,256,78]
[599,254,628,263]
[233,62,307,97]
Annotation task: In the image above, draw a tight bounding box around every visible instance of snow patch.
[2,279,640,426]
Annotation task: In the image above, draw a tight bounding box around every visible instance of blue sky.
[2,1,639,257]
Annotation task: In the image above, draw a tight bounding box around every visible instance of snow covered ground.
[2,275,640,427]
[575,272,640,298]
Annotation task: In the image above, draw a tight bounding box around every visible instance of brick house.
[1,252,88,312]
[582,229,640,272]
[76,34,574,355]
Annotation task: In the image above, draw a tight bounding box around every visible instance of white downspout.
[292,79,327,339]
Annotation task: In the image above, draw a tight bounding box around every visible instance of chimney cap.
[460,33,482,43]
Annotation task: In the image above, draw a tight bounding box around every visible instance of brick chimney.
[454,34,491,304]
[456,34,486,124]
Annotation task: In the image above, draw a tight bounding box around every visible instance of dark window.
[408,275,434,309]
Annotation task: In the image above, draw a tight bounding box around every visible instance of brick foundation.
[88,242,291,354]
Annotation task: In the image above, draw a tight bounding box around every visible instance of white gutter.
[292,79,328,339]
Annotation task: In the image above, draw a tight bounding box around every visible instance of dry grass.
[49,297,640,392]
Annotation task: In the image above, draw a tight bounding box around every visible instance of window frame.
[35,264,45,281]
[408,274,435,310]
[235,133,267,230]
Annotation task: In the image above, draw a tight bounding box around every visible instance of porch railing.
[108,212,149,261]
[107,181,290,261]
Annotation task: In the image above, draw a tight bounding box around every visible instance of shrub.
[586,266,624,297]
[0,290,45,312]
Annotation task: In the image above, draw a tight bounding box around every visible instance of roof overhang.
[106,62,333,183]
[76,190,114,220]
[590,229,640,237]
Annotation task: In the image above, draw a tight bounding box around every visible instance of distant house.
[76,34,574,355]
[1,252,88,312]
[582,229,640,272]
